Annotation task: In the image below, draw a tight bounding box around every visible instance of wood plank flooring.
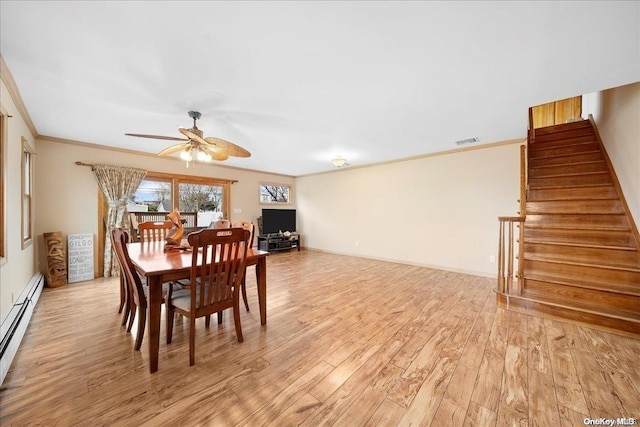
[1,250,639,426]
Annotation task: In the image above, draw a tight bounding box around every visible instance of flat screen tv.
[261,209,296,235]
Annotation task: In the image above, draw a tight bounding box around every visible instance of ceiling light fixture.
[331,156,347,168]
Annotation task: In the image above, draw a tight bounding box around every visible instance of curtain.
[93,164,146,277]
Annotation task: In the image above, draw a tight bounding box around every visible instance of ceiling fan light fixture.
[332,156,347,168]
[197,149,212,162]
[180,149,193,162]
[125,110,251,165]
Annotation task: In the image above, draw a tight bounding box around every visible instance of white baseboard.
[0,273,44,385]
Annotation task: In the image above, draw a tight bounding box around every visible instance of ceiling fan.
[125,110,251,163]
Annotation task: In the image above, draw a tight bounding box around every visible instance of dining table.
[126,240,269,373]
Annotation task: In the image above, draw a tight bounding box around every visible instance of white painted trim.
[0,273,44,384]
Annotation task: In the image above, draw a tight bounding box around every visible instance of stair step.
[529,134,597,151]
[524,241,639,268]
[500,293,640,336]
[526,199,624,214]
[534,119,591,135]
[523,226,636,247]
[533,125,594,143]
[528,185,617,201]
[529,161,607,178]
[525,213,630,229]
[528,142,600,159]
[529,171,611,188]
[524,257,640,290]
[528,150,603,168]
[522,277,640,313]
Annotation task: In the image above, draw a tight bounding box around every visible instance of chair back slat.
[187,228,250,315]
[138,220,173,243]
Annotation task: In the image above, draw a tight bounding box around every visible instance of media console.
[258,234,300,253]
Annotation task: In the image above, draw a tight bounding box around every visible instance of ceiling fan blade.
[204,137,251,158]
[158,143,188,156]
[201,144,229,161]
[125,133,188,142]
[178,127,208,146]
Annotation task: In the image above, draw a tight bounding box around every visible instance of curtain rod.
[75,161,95,170]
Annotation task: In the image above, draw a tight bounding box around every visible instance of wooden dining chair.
[111,227,148,350]
[209,219,231,229]
[109,226,131,327]
[165,227,251,366]
[138,220,173,243]
[232,221,255,311]
[112,226,189,350]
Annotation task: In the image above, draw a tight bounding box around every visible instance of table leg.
[256,257,267,325]
[147,276,163,373]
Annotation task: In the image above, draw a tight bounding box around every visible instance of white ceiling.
[1,1,639,176]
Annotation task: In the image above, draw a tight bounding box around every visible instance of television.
[261,209,296,235]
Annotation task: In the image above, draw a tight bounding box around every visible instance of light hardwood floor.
[1,251,639,426]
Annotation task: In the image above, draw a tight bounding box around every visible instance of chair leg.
[189,317,196,366]
[118,274,126,313]
[121,287,131,328]
[233,304,243,342]
[134,307,146,351]
[205,315,211,327]
[241,277,250,312]
[217,311,222,324]
[166,306,174,344]
[126,300,136,333]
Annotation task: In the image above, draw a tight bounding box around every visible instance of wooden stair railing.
[496,110,531,297]
[497,216,525,295]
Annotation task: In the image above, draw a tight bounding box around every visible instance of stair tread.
[529,160,604,170]
[530,170,608,178]
[524,272,640,294]
[527,183,614,190]
[525,212,625,216]
[524,224,631,232]
[505,293,640,322]
[525,239,636,251]
[525,254,640,272]
[527,198,619,203]
[529,149,600,158]
[529,140,596,150]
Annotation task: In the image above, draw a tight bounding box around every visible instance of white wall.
[595,81,640,229]
[34,140,295,275]
[296,141,522,277]
[0,79,38,322]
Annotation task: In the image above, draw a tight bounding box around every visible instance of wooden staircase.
[503,118,640,335]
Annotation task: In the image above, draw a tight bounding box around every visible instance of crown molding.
[37,134,296,179]
[297,137,527,178]
[0,55,39,138]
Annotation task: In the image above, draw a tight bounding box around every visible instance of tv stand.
[258,234,300,253]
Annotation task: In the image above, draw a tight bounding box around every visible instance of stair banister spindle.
[497,219,505,293]
[507,220,514,294]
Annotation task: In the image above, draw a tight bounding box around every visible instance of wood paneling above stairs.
[500,118,640,335]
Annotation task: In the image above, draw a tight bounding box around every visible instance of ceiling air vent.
[454,137,479,146]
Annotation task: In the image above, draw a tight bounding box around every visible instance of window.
[260,183,291,204]
[0,108,6,259]
[131,172,231,228]
[131,178,173,212]
[21,137,34,248]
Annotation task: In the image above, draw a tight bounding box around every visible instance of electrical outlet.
[489,255,496,263]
